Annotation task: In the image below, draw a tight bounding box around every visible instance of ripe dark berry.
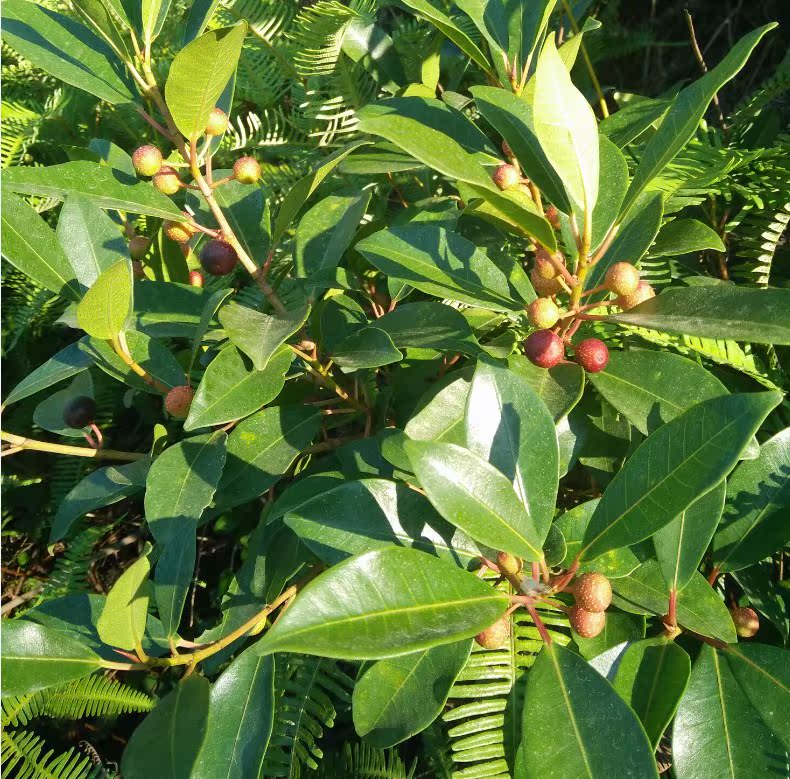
[574,338,609,373]
[62,396,96,428]
[492,163,520,191]
[152,166,181,195]
[731,606,759,638]
[475,617,510,649]
[189,270,204,288]
[497,552,522,576]
[128,236,150,260]
[132,145,163,177]
[569,605,606,639]
[527,298,560,329]
[617,280,655,311]
[199,239,237,276]
[233,156,261,185]
[164,217,197,244]
[525,329,564,369]
[605,262,640,297]
[571,573,612,613]
[205,107,229,136]
[545,204,560,230]
[165,385,195,420]
[530,269,562,297]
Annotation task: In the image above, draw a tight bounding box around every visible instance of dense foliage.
[1,1,789,777]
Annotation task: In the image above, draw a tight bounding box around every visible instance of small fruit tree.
[1,1,789,777]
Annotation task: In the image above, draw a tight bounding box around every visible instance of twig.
[1,585,44,616]
[684,10,726,131]
[1,431,146,462]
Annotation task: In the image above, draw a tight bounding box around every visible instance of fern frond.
[1,694,46,728]
[728,200,790,286]
[218,0,298,44]
[731,50,790,141]
[1,100,45,168]
[1,729,98,779]
[42,676,155,720]
[308,741,417,779]
[42,523,106,598]
[222,107,308,151]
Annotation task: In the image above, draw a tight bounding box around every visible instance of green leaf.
[509,356,585,422]
[533,35,599,215]
[4,342,91,406]
[3,0,134,103]
[215,406,322,510]
[404,374,470,446]
[96,548,152,650]
[258,547,508,659]
[612,637,691,749]
[610,286,790,345]
[1,191,81,301]
[284,478,481,567]
[56,195,128,291]
[1,621,102,696]
[405,440,545,561]
[144,431,227,543]
[165,24,247,140]
[375,302,480,355]
[580,392,781,561]
[3,162,184,219]
[76,259,133,339]
[649,218,726,257]
[521,642,658,779]
[33,372,94,438]
[188,288,233,378]
[193,649,275,779]
[155,525,196,638]
[466,359,558,540]
[356,225,521,312]
[333,327,403,370]
[612,561,737,643]
[133,281,208,338]
[185,344,292,431]
[353,640,471,748]
[574,611,645,659]
[712,427,790,572]
[50,459,150,542]
[219,301,308,371]
[590,136,630,252]
[672,645,784,779]
[620,23,777,216]
[732,564,789,644]
[121,675,209,779]
[599,97,671,148]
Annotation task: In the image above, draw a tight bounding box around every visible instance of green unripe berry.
[534,249,558,280]
[617,280,655,310]
[164,385,195,420]
[569,605,606,638]
[164,216,197,244]
[205,107,229,136]
[605,262,640,296]
[128,236,150,260]
[571,572,612,613]
[233,156,261,185]
[731,606,759,638]
[497,552,522,576]
[152,166,181,195]
[132,145,163,177]
[475,617,510,649]
[492,163,520,191]
[527,298,560,329]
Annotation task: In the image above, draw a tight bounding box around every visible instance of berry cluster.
[567,572,612,639]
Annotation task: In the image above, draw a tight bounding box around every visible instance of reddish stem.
[527,604,553,645]
[531,561,540,582]
[707,566,721,586]
[667,589,678,628]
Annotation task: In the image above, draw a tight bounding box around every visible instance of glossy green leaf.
[653,482,725,593]
[509,356,585,422]
[590,136,630,252]
[284,478,481,567]
[375,302,480,355]
[4,342,92,406]
[183,0,220,43]
[613,561,737,643]
[3,0,134,103]
[33,372,94,438]
[188,288,233,378]
[599,97,671,148]
[258,547,508,659]
[215,405,322,510]
[580,392,781,561]
[732,564,789,644]
[612,637,691,748]
[185,345,292,431]
[76,259,133,339]
[649,218,726,257]
[574,611,645,659]
[165,24,247,140]
[96,548,151,650]
[333,327,404,369]
[70,0,131,60]
[133,281,208,338]
[155,524,196,638]
[521,642,658,779]
[121,675,209,779]
[145,431,227,543]
[353,640,471,748]
[405,440,544,561]
[466,359,558,540]
[1,620,102,696]
[1,191,81,301]
[673,645,784,779]
[404,374,470,446]
[712,427,790,572]
[193,648,275,779]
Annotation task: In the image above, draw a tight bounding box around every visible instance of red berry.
[617,280,655,311]
[189,270,204,288]
[475,617,510,649]
[199,239,237,276]
[569,605,606,639]
[128,236,150,260]
[492,163,520,191]
[527,298,560,329]
[574,338,609,373]
[605,262,640,296]
[525,329,564,369]
[152,166,181,195]
[233,156,261,184]
[545,204,560,230]
[164,385,195,420]
[572,573,612,613]
[731,606,759,638]
[62,396,96,428]
[497,552,522,576]
[132,145,163,177]
[205,107,229,136]
[164,217,197,244]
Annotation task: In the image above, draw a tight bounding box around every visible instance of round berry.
[617,280,655,311]
[545,204,560,230]
[569,605,606,639]
[530,269,562,297]
[527,298,560,329]
[128,236,150,260]
[199,239,237,276]
[132,260,147,280]
[152,166,181,195]
[62,396,96,429]
[605,262,640,297]
[525,329,564,369]
[534,250,558,280]
[205,107,229,136]
[233,156,262,185]
[574,338,609,373]
[731,606,759,638]
[572,572,612,613]
[492,163,520,191]
[164,218,197,244]
[189,270,204,288]
[164,385,195,420]
[475,617,510,649]
[132,145,163,177]
[497,552,522,576]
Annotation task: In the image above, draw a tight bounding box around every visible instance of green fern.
[307,741,417,779]
[42,523,107,598]
[1,729,100,779]
[731,50,790,142]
